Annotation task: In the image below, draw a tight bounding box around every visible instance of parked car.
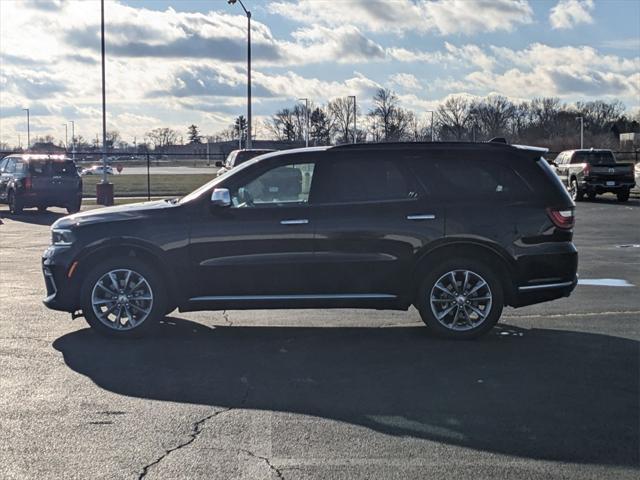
[0,154,82,214]
[553,149,635,202]
[216,149,275,176]
[81,165,113,176]
[635,162,640,193]
[42,141,577,339]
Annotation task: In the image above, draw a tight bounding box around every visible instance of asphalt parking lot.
[0,196,638,480]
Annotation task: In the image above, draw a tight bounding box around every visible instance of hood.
[52,199,177,229]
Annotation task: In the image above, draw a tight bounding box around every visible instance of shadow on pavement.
[53,318,639,466]
[0,209,65,226]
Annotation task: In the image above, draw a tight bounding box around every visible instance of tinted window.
[573,151,616,165]
[412,157,532,200]
[314,158,419,204]
[0,158,9,172]
[231,162,315,208]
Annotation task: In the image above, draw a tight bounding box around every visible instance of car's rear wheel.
[416,259,504,339]
[617,189,630,202]
[569,178,583,201]
[8,191,23,214]
[80,257,166,338]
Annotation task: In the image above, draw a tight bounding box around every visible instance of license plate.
[606,181,615,186]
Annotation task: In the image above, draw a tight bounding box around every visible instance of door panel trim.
[188,293,397,301]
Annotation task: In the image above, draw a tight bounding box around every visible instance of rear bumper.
[21,191,82,208]
[580,180,635,193]
[511,242,578,308]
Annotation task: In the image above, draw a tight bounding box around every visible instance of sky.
[0,0,639,147]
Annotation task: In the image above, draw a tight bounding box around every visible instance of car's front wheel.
[416,259,504,339]
[80,257,166,338]
[569,178,583,201]
[67,198,82,214]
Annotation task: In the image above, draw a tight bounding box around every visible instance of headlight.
[51,229,75,246]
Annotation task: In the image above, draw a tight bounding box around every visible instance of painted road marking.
[578,278,635,287]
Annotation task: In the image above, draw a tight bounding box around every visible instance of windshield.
[574,151,617,165]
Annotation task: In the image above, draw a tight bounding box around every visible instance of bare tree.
[436,96,471,140]
[471,95,515,139]
[309,107,332,145]
[328,97,357,144]
[146,127,179,150]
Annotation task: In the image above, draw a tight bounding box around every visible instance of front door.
[188,156,319,304]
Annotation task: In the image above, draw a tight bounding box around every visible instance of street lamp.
[347,95,357,144]
[97,0,114,205]
[69,121,76,161]
[62,123,68,150]
[22,108,30,150]
[576,116,584,149]
[228,0,252,149]
[426,110,435,142]
[298,98,309,147]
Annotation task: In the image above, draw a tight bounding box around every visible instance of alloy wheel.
[429,269,493,331]
[91,269,153,331]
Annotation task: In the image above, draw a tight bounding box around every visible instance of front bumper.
[42,246,80,312]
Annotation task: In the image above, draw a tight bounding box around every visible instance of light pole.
[298,98,309,147]
[577,116,584,149]
[97,0,113,205]
[70,121,76,161]
[348,95,357,144]
[228,0,252,149]
[22,108,30,150]
[62,123,68,150]
[426,110,435,142]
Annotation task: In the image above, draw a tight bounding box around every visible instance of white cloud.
[269,0,533,36]
[549,0,594,30]
[389,73,422,91]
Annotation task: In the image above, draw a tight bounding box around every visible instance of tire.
[617,189,630,202]
[415,258,504,340]
[569,178,583,202]
[8,191,23,214]
[80,257,166,338]
[38,206,48,213]
[67,198,82,214]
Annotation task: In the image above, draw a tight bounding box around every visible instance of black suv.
[42,142,577,339]
[0,154,82,214]
[553,149,635,202]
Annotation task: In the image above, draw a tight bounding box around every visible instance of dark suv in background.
[0,154,82,214]
[42,141,577,339]
[553,149,635,202]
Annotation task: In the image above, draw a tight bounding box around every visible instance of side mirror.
[214,161,223,167]
[210,188,231,207]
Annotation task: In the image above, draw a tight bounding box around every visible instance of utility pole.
[577,117,584,149]
[97,0,114,205]
[70,121,76,160]
[427,110,435,142]
[22,108,30,150]
[62,123,68,150]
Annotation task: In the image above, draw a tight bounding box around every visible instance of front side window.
[5,159,16,173]
[0,158,9,172]
[313,158,419,204]
[230,162,315,208]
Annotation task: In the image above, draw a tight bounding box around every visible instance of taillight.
[547,208,575,229]
[582,163,591,176]
[24,177,32,190]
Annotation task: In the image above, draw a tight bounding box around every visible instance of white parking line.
[578,278,635,287]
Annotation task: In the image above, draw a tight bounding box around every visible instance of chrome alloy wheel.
[91,269,153,331]
[429,269,493,331]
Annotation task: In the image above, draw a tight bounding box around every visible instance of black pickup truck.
[553,149,635,202]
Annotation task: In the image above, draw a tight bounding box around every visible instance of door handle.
[407,214,436,221]
[280,219,309,225]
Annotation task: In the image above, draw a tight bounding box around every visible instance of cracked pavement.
[0,197,639,479]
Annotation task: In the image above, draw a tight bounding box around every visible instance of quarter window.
[230,162,315,208]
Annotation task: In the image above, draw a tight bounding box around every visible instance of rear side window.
[411,156,533,201]
[313,157,419,204]
[29,160,77,176]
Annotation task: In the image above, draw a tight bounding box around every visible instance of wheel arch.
[412,239,517,306]
[72,239,181,311]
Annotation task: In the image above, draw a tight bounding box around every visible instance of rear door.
[310,152,444,298]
